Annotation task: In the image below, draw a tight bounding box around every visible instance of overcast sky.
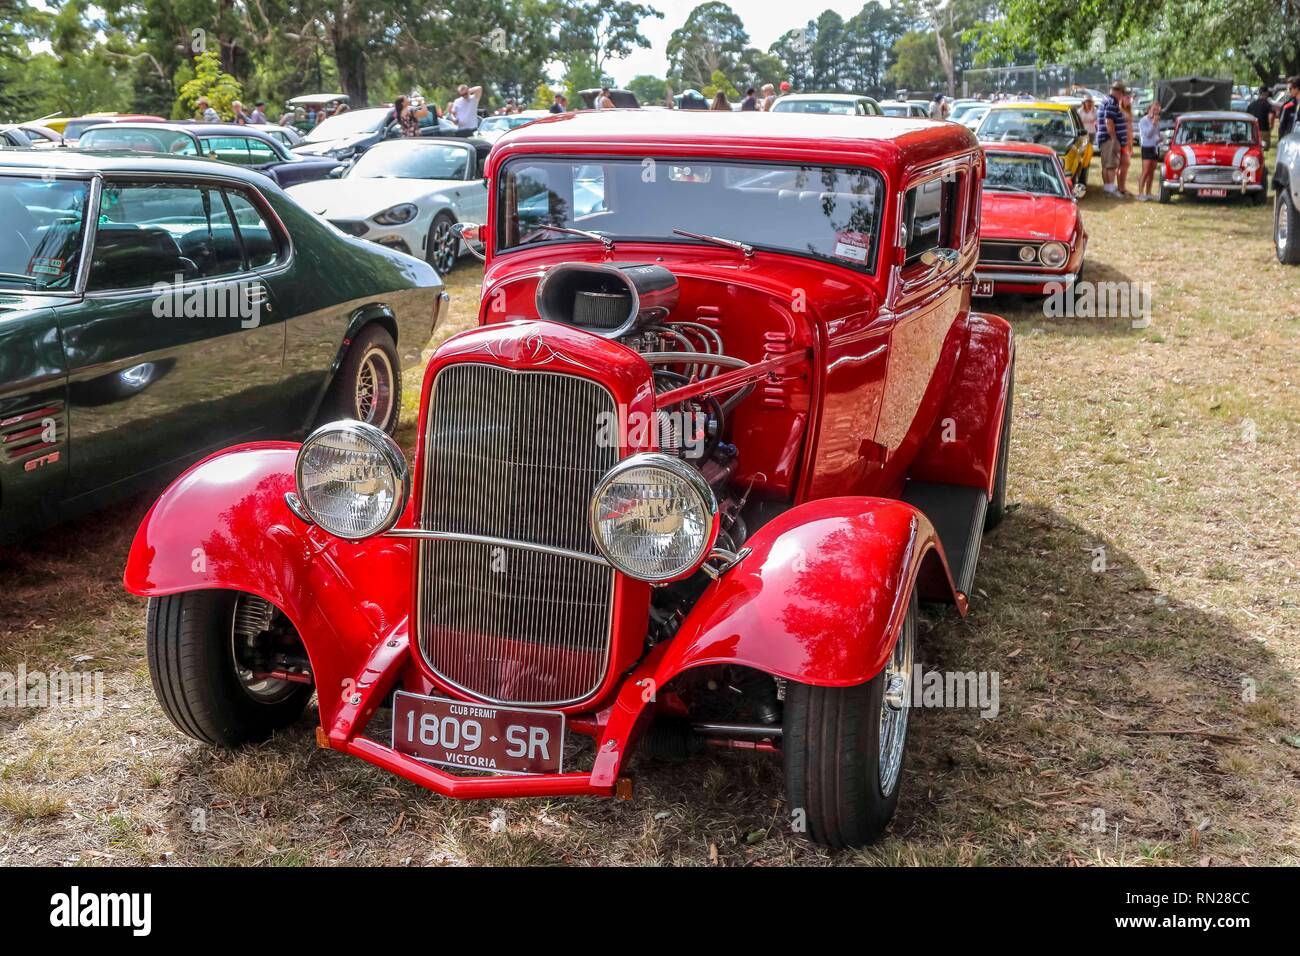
[608,0,884,85]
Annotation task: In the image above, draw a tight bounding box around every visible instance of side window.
[90,183,245,290]
[201,136,251,164]
[245,138,278,165]
[224,188,280,269]
[902,175,962,266]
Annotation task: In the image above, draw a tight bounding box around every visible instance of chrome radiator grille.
[1187,166,1235,184]
[417,363,619,705]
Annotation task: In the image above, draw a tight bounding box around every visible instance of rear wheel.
[1275,189,1300,264]
[783,590,917,848]
[316,324,401,433]
[146,590,313,748]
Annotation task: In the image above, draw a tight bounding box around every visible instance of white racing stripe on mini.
[1181,145,1197,167]
[1231,146,1248,167]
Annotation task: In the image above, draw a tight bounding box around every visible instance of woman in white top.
[1078,96,1098,139]
[1136,102,1162,201]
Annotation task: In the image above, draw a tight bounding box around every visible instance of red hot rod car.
[123,111,1015,848]
[974,141,1087,297]
[1161,111,1267,204]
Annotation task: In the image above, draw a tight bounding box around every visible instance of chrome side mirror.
[451,222,487,261]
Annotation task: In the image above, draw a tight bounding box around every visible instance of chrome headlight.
[293,421,409,539]
[589,453,720,582]
[1018,245,1037,263]
[1039,241,1068,268]
[1169,152,1185,171]
[374,203,418,225]
[1243,154,1260,171]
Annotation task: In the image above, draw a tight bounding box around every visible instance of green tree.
[702,67,739,100]
[888,30,943,92]
[667,1,749,90]
[558,1,664,75]
[176,49,242,119]
[627,73,668,105]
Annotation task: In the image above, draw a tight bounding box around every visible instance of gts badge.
[24,450,60,472]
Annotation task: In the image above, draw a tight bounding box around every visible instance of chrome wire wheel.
[431,215,457,274]
[354,347,395,428]
[878,606,915,796]
[229,596,298,705]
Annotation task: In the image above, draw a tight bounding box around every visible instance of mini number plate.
[1201,188,1228,198]
[392,691,565,775]
[972,278,995,297]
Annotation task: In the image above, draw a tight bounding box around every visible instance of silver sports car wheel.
[430,213,458,275]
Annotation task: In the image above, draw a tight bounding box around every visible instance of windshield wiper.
[672,228,754,257]
[536,223,614,251]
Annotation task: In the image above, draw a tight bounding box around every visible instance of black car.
[292,107,474,163]
[0,150,446,542]
[75,123,342,187]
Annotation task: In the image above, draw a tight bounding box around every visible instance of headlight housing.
[589,453,720,582]
[1243,154,1260,171]
[1018,245,1037,263]
[1169,152,1185,171]
[293,421,409,539]
[374,203,418,225]
[1039,241,1068,268]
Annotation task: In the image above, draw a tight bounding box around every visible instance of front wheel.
[1158,184,1172,204]
[316,324,401,433]
[427,210,459,275]
[146,590,313,748]
[1275,189,1300,264]
[783,590,917,848]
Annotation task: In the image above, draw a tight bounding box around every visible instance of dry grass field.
[2,166,1298,866]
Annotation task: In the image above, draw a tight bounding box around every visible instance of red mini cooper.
[1160,111,1267,204]
[124,111,1015,848]
[973,140,1087,297]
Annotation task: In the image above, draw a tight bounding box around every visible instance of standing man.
[740,87,758,111]
[1246,86,1274,148]
[1096,81,1128,197]
[1277,77,1300,141]
[249,101,268,124]
[195,97,219,122]
[230,101,248,125]
[548,93,568,114]
[929,93,948,119]
[450,83,483,131]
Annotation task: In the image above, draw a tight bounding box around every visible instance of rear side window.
[90,182,245,290]
[200,136,277,165]
[223,188,280,268]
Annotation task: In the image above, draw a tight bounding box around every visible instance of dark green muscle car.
[0,150,447,542]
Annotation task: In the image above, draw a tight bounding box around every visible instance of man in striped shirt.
[1096,81,1129,197]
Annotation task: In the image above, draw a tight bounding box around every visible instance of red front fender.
[649,496,961,691]
[122,442,414,730]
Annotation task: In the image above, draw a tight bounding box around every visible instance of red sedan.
[974,141,1087,297]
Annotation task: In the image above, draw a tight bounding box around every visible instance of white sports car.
[287,137,489,274]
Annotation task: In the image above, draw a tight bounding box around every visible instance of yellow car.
[975,100,1095,191]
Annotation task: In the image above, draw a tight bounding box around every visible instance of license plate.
[392,691,565,775]
[972,278,994,297]
[1201,188,1228,198]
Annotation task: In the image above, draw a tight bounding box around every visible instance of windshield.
[979,108,1076,146]
[498,157,884,272]
[881,104,910,117]
[79,127,197,154]
[479,116,535,133]
[773,99,858,115]
[304,109,387,142]
[0,177,90,290]
[983,152,1066,197]
[349,142,471,180]
[1176,120,1255,145]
